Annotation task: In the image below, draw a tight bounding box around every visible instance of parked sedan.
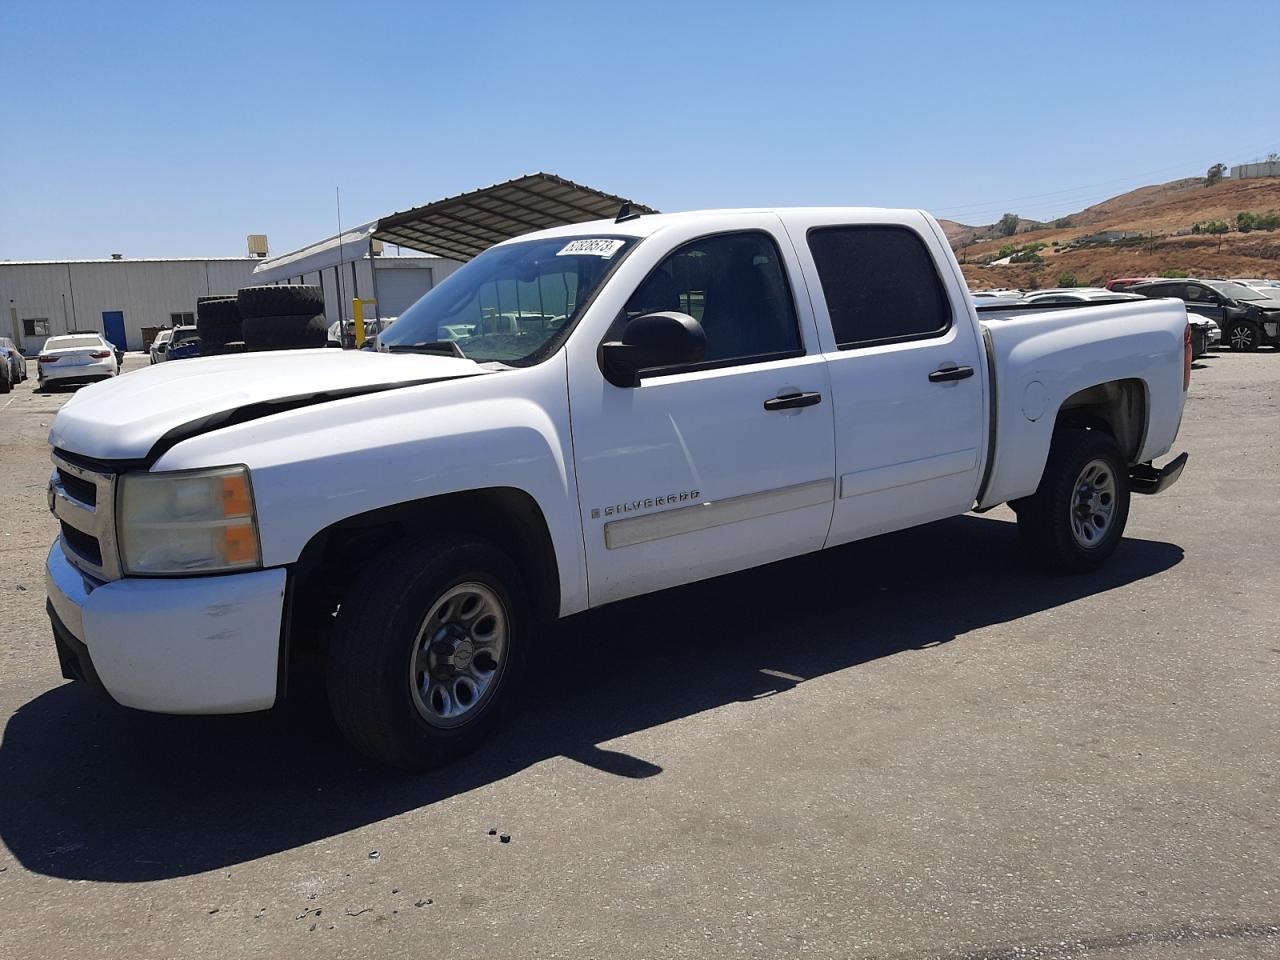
[149,328,173,364]
[0,336,28,385]
[36,333,120,390]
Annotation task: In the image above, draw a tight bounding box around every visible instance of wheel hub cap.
[1069,459,1117,549]
[409,583,507,729]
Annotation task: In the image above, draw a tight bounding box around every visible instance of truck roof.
[493,207,929,245]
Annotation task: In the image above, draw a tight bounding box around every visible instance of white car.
[44,206,1190,770]
[37,334,120,390]
[149,329,173,364]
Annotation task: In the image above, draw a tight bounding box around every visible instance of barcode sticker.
[556,238,626,258]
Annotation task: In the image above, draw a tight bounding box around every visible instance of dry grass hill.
[939,175,1280,290]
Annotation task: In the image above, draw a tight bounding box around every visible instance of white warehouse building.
[0,253,449,354]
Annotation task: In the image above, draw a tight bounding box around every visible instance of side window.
[1183,285,1205,302]
[807,226,952,348]
[622,231,802,364]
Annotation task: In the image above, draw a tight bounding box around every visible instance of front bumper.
[45,542,286,714]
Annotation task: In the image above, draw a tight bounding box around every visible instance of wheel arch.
[281,487,562,698]
[1053,377,1149,466]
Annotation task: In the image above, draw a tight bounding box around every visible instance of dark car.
[1128,279,1280,352]
[164,325,202,361]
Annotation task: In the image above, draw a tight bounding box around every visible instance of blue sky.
[2,0,1277,260]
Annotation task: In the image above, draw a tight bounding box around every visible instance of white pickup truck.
[44,207,1190,769]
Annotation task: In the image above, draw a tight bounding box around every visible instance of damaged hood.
[50,348,489,462]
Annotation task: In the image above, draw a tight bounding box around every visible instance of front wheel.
[1228,320,1260,352]
[1015,429,1131,573]
[326,534,529,771]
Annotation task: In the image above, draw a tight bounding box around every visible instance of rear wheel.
[326,535,529,770]
[1015,429,1130,573]
[1228,320,1260,352]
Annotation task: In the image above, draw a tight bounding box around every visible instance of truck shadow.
[0,514,1182,882]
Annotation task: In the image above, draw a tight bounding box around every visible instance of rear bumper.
[1130,452,1188,495]
[45,542,286,714]
[39,360,115,384]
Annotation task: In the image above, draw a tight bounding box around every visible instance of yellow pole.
[353,297,365,348]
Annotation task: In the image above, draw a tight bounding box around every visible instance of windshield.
[45,335,102,350]
[1208,281,1266,301]
[380,235,637,365]
[172,328,198,343]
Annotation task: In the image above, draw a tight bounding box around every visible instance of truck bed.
[973,298,1189,509]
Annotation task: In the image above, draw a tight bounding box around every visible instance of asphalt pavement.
[0,350,1276,959]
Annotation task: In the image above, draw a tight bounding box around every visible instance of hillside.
[941,176,1280,290]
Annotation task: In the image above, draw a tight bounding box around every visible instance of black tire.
[241,313,329,351]
[1227,320,1260,352]
[0,372,10,394]
[1014,429,1131,574]
[237,284,324,321]
[326,535,530,771]
[196,297,242,347]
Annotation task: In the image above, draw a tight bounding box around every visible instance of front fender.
[152,353,588,615]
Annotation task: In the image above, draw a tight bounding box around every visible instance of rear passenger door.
[780,212,986,546]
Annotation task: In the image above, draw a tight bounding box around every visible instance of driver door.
[567,220,835,607]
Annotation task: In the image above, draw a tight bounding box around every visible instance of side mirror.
[601,312,706,387]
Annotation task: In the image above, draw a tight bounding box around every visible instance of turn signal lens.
[221,474,253,517]
[90,350,111,359]
[38,355,59,363]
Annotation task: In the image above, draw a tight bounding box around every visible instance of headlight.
[118,465,262,575]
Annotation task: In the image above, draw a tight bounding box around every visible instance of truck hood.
[50,348,489,463]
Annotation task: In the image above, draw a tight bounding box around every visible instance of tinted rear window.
[807,226,951,348]
[45,336,102,350]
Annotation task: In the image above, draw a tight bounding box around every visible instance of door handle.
[763,391,822,411]
[928,365,975,383]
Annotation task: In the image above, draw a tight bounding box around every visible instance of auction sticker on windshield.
[557,238,626,258]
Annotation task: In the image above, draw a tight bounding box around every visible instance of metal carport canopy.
[371,172,659,260]
[251,173,658,285]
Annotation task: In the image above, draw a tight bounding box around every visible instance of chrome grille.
[49,452,121,581]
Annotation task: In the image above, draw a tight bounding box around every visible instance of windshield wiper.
[387,341,468,359]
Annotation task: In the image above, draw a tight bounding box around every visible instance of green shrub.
[1057,272,1078,287]
[1158,269,1190,278]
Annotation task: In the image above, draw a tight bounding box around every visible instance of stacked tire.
[196,296,243,355]
[237,285,327,351]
